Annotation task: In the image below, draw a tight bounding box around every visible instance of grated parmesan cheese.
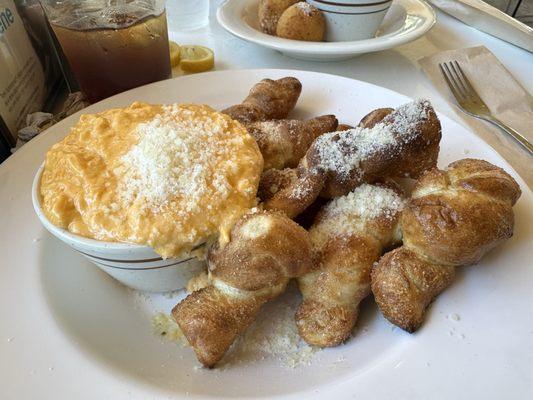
[250,120,299,143]
[152,312,189,346]
[310,184,404,250]
[224,286,318,369]
[296,2,315,16]
[325,184,404,221]
[312,100,430,179]
[117,105,238,212]
[152,285,318,369]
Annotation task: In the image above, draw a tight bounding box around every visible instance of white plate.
[216,0,436,60]
[1,69,532,399]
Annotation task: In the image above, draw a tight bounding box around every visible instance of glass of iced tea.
[41,0,171,103]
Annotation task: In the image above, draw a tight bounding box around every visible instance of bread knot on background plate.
[258,0,325,41]
[371,158,521,333]
[172,210,313,368]
[258,0,299,35]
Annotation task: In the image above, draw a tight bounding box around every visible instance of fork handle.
[485,116,533,155]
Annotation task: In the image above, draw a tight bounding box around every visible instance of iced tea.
[49,8,171,103]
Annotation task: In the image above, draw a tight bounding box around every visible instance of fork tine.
[453,61,484,103]
[439,63,464,101]
[443,62,466,98]
[449,61,469,96]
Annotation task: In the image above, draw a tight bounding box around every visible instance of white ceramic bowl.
[32,165,205,292]
[308,0,393,41]
[217,0,436,61]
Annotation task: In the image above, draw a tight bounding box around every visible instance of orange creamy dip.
[40,102,263,258]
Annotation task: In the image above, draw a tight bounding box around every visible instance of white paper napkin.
[428,0,533,52]
[420,46,533,187]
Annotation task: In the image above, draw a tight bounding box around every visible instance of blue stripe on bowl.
[77,249,164,263]
[317,7,391,14]
[86,256,196,270]
[312,0,392,6]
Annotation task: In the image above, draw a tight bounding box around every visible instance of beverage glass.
[165,0,209,31]
[40,0,171,103]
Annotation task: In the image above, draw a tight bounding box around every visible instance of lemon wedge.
[179,45,215,73]
[169,41,181,67]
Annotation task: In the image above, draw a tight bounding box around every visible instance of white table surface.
[1,1,532,399]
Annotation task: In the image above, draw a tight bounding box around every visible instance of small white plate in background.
[217,0,436,61]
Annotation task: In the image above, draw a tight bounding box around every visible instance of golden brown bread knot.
[260,100,441,217]
[247,115,338,170]
[172,211,312,367]
[333,108,390,132]
[258,167,326,219]
[358,108,394,128]
[296,183,404,347]
[336,123,354,131]
[371,159,521,332]
[276,2,326,42]
[221,77,302,125]
[309,100,441,198]
[258,0,299,35]
[371,248,455,333]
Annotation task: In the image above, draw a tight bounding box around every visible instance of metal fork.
[439,61,533,155]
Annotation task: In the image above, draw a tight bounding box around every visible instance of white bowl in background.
[32,165,205,292]
[217,0,436,61]
[308,0,393,41]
